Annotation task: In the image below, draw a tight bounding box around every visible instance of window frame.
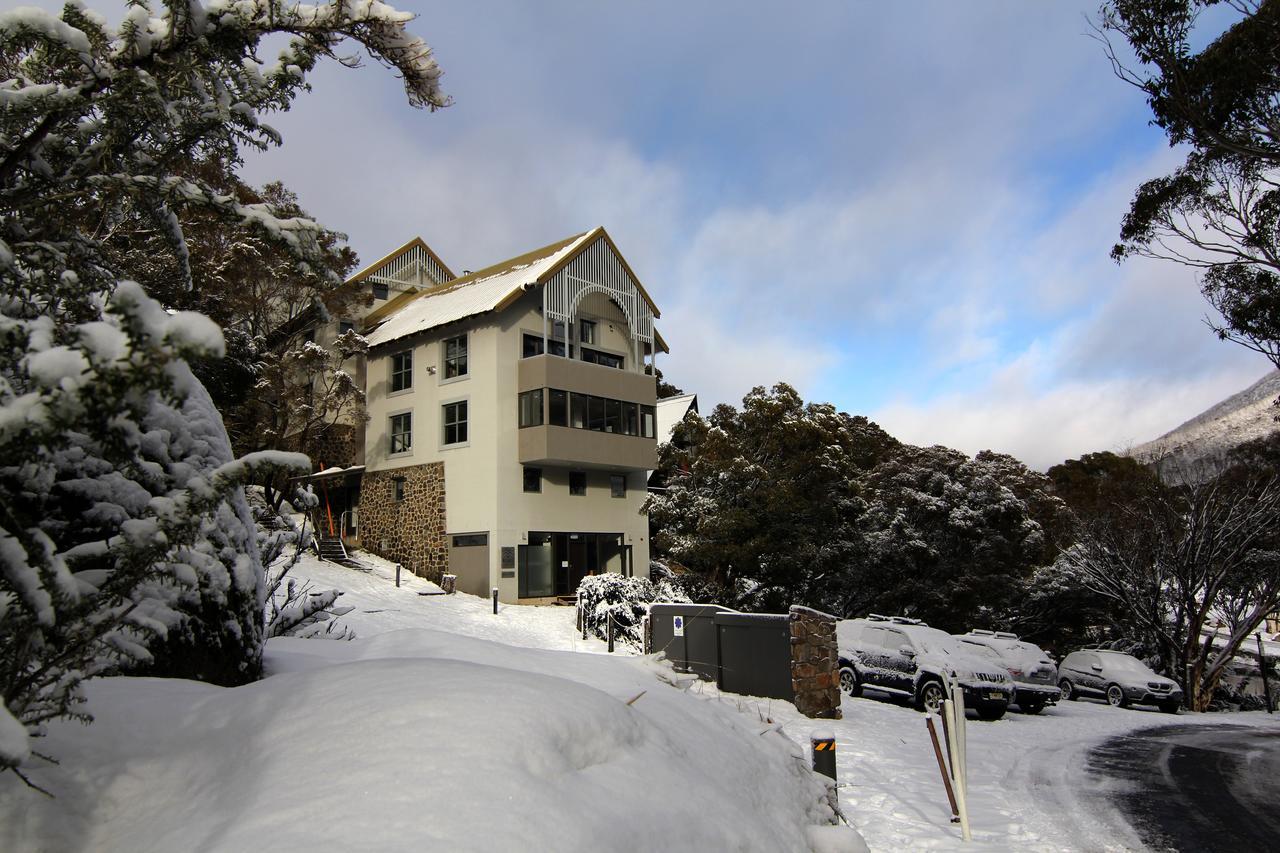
[610,473,626,498]
[441,333,469,382]
[523,466,542,494]
[388,410,413,457]
[518,389,544,428]
[569,470,587,496]
[441,398,469,448]
[579,318,597,345]
[389,349,413,395]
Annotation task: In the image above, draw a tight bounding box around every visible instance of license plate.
[986,692,1003,700]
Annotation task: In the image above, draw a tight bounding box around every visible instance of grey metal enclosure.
[714,612,794,702]
[649,603,731,681]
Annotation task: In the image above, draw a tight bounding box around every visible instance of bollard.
[582,607,588,640]
[492,587,499,614]
[576,605,582,634]
[810,730,836,781]
[1258,633,1274,714]
[395,563,401,588]
[607,617,615,653]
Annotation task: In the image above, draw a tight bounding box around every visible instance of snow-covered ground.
[5,551,1276,852]
[0,552,851,852]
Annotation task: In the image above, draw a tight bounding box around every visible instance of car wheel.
[1159,701,1180,714]
[1106,683,1128,708]
[839,666,861,697]
[917,679,946,714]
[977,705,1006,721]
[1059,679,1075,701]
[1018,699,1045,715]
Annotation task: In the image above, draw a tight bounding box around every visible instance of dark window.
[548,389,568,426]
[389,412,412,454]
[610,474,626,498]
[393,478,406,501]
[372,282,389,300]
[581,347,623,369]
[623,402,639,436]
[569,471,586,496]
[443,401,467,445]
[605,398,622,433]
[580,319,597,344]
[641,404,656,439]
[339,321,355,335]
[444,334,468,378]
[390,350,412,392]
[522,333,567,358]
[523,467,542,493]
[452,533,488,547]
[570,392,588,429]
[587,395,606,431]
[518,389,544,428]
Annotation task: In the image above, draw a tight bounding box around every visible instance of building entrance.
[518,532,631,598]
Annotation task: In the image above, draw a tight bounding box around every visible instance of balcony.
[518,355,657,472]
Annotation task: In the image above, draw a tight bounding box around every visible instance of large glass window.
[518,389,544,428]
[390,350,412,393]
[610,474,626,498]
[605,398,622,434]
[520,532,629,598]
[522,331,569,358]
[622,402,639,436]
[587,396,606,431]
[443,334,468,379]
[580,319,597,344]
[570,392,588,429]
[548,389,568,426]
[442,401,467,445]
[389,412,412,454]
[641,405,656,439]
[518,534,555,599]
[581,347,623,369]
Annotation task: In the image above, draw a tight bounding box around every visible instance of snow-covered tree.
[0,0,445,779]
[852,446,1065,631]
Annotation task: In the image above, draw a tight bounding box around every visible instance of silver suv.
[1058,649,1182,713]
[957,630,1059,715]
[837,616,1015,720]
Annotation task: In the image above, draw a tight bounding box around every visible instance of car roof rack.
[868,614,926,626]
[965,628,1020,640]
[993,631,1020,640]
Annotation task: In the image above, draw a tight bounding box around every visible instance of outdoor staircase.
[315,536,349,563]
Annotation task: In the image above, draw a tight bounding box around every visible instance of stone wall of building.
[360,462,449,581]
[306,424,362,470]
[789,605,842,719]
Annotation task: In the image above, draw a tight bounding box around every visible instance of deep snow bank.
[1,627,840,852]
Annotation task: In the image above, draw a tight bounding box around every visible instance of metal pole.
[576,604,582,634]
[1258,633,1274,714]
[492,587,499,615]
[395,564,401,588]
[582,607,588,640]
[607,616,615,653]
[810,731,836,781]
[1185,662,1195,710]
[926,716,959,820]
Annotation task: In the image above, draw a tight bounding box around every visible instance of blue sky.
[71,0,1274,468]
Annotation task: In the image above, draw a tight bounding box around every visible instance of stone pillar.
[789,605,842,719]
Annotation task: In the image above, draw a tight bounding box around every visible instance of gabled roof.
[656,393,698,445]
[363,226,662,349]
[347,236,456,285]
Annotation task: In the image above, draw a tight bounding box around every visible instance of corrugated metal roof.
[364,230,595,349]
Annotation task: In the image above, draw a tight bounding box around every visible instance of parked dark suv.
[957,630,1059,715]
[837,616,1014,720]
[1058,649,1182,713]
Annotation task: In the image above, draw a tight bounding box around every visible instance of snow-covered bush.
[0,0,445,779]
[577,574,689,649]
[254,488,355,641]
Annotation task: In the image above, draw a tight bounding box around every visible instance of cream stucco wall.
[364,287,654,602]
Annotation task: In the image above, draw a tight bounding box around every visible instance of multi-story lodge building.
[312,226,668,603]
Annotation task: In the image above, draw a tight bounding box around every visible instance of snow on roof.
[656,393,698,446]
[364,230,596,349]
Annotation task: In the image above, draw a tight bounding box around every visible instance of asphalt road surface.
[1086,724,1280,852]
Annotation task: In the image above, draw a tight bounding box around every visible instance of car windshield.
[909,626,966,656]
[1103,654,1157,676]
